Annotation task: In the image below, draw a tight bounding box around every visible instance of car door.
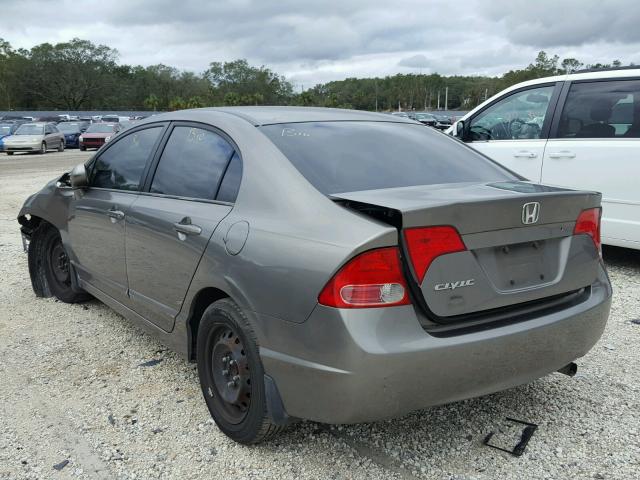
[67,124,166,303]
[125,123,242,331]
[542,78,640,248]
[463,83,561,181]
[44,124,54,148]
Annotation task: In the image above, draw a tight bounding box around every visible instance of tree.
[143,94,159,111]
[561,58,583,73]
[24,38,119,109]
[204,59,293,105]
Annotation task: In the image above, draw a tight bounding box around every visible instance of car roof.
[163,106,417,126]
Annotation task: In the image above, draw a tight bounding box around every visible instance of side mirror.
[70,163,88,189]
[455,120,465,139]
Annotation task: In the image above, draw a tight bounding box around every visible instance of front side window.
[89,127,162,191]
[556,79,640,138]
[260,122,514,195]
[469,85,555,141]
[150,126,235,200]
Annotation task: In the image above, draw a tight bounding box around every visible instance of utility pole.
[375,80,378,112]
[437,90,440,110]
[398,100,401,112]
[484,88,488,101]
[444,86,448,111]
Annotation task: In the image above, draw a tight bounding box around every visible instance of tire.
[80,145,86,151]
[7,151,13,155]
[29,225,91,303]
[58,140,65,152]
[40,142,46,154]
[196,299,283,444]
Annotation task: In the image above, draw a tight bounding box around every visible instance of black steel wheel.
[28,224,91,303]
[196,298,284,443]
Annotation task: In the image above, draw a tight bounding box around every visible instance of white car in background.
[449,67,640,250]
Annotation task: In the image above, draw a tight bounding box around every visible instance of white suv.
[449,67,640,250]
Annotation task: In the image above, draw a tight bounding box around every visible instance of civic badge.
[522,202,540,225]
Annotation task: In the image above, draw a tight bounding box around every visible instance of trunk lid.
[332,181,601,321]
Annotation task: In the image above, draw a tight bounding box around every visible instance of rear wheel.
[6,151,13,155]
[29,225,91,303]
[196,299,283,444]
[58,140,65,152]
[39,142,46,154]
[79,145,86,151]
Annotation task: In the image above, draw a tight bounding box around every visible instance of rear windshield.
[260,121,514,194]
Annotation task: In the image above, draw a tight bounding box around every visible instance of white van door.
[541,78,640,249]
[464,83,560,181]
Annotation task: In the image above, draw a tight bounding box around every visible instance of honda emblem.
[522,202,540,225]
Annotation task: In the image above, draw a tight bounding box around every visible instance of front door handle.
[107,208,125,223]
[173,217,202,240]
[547,151,576,159]
[513,150,537,158]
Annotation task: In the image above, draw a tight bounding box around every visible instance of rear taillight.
[403,226,466,283]
[573,207,602,255]
[318,247,410,308]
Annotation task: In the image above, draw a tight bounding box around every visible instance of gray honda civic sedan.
[18,107,612,443]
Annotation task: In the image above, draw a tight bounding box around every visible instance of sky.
[2,0,640,88]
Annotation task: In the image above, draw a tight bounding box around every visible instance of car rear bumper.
[258,267,612,424]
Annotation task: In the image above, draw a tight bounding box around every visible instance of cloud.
[398,54,430,69]
[1,0,639,86]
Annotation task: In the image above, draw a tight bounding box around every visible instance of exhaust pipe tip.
[557,362,578,377]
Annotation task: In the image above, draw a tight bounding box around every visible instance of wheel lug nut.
[227,381,236,388]
[222,369,229,376]
[232,375,240,383]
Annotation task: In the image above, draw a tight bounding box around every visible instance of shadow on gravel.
[603,245,640,270]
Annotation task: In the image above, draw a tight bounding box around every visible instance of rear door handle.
[513,151,537,158]
[173,217,202,239]
[107,208,125,223]
[548,151,576,159]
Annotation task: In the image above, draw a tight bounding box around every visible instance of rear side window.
[556,79,640,138]
[260,122,514,195]
[150,126,235,201]
[90,126,162,191]
[216,152,242,202]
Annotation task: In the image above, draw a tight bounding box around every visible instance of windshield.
[15,124,44,135]
[86,124,116,133]
[58,123,83,133]
[415,113,435,120]
[260,122,514,195]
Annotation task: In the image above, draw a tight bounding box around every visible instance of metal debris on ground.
[138,358,163,367]
[483,418,538,457]
[53,459,69,471]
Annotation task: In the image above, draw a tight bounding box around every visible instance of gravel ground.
[1,151,639,480]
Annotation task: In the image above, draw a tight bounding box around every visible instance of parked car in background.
[58,121,89,148]
[3,122,65,155]
[0,122,21,151]
[431,113,453,130]
[409,112,438,127]
[79,123,120,150]
[101,115,130,123]
[18,107,611,444]
[449,67,640,250]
